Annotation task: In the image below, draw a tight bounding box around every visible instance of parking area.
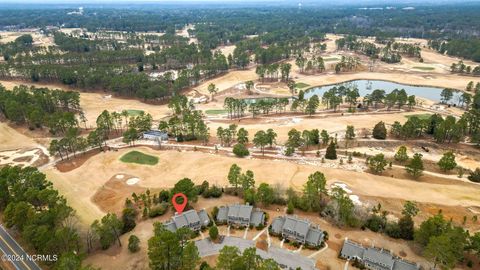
[195,236,317,270]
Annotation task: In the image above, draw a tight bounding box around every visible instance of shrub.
[203,185,223,198]
[121,207,137,233]
[325,142,337,160]
[372,121,387,140]
[211,206,219,219]
[148,204,168,218]
[364,215,386,232]
[209,225,219,241]
[233,143,249,157]
[284,146,295,156]
[468,168,480,183]
[128,235,140,253]
[256,223,265,230]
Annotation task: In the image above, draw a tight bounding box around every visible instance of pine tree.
[325,141,337,160]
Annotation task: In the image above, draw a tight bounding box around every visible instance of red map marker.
[172,193,188,214]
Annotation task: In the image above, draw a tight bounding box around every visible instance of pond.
[304,79,461,103]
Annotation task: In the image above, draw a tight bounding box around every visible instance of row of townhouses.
[340,238,420,270]
[270,215,325,247]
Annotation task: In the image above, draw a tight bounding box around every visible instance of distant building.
[339,238,420,270]
[216,204,265,227]
[143,130,168,141]
[270,215,325,247]
[164,209,210,232]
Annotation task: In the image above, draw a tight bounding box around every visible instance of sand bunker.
[115,174,125,179]
[0,148,48,167]
[127,177,140,185]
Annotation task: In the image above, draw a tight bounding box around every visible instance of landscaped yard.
[295,82,310,89]
[405,113,433,120]
[412,66,435,71]
[126,109,145,116]
[205,109,228,115]
[120,151,159,165]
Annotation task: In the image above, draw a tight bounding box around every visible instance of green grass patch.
[405,114,432,121]
[120,151,159,165]
[412,66,435,71]
[126,109,144,116]
[323,57,340,62]
[205,109,228,115]
[295,82,310,89]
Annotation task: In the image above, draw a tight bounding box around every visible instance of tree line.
[0,166,96,269]
[0,84,80,133]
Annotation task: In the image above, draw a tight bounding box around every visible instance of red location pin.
[172,193,188,214]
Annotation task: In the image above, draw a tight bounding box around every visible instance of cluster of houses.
[340,238,420,270]
[162,204,419,270]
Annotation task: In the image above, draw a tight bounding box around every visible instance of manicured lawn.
[120,151,159,165]
[405,114,432,121]
[205,109,228,115]
[295,82,310,89]
[126,109,144,116]
[323,57,340,62]
[412,66,435,71]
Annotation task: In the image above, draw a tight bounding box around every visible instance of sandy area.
[0,122,40,151]
[0,30,54,47]
[43,147,480,227]
[215,45,236,56]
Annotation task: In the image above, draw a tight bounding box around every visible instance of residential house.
[164,209,210,232]
[216,204,265,227]
[143,130,168,141]
[339,239,420,270]
[270,215,325,247]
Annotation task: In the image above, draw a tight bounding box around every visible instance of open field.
[209,111,423,142]
[43,147,480,227]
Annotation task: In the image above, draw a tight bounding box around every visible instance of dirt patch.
[12,155,33,163]
[55,148,106,172]
[92,174,147,214]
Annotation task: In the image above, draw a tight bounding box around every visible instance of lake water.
[304,79,461,103]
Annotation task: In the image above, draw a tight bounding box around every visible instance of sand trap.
[126,177,140,185]
[330,182,353,193]
[115,174,125,179]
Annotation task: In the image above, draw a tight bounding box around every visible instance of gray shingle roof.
[250,210,265,226]
[340,239,365,259]
[271,217,285,234]
[227,204,253,220]
[305,228,324,246]
[364,248,395,269]
[340,239,420,270]
[165,221,177,232]
[284,216,309,237]
[198,209,210,226]
[217,207,228,222]
[393,259,420,270]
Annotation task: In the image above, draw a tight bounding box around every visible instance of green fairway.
[126,109,145,116]
[295,82,310,89]
[405,114,432,120]
[412,66,435,71]
[205,109,228,115]
[120,151,159,165]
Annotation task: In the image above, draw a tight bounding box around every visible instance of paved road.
[195,237,317,270]
[0,225,42,270]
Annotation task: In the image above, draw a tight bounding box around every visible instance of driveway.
[195,236,317,270]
